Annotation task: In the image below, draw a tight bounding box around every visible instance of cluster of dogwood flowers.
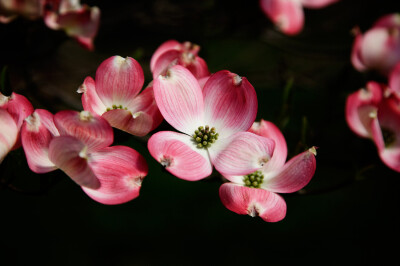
[0,40,317,222]
[259,0,339,35]
[0,0,100,50]
[347,13,400,172]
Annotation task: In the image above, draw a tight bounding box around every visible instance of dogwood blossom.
[148,65,275,181]
[219,120,317,222]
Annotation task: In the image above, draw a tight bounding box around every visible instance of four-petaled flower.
[219,120,317,222]
[148,65,275,181]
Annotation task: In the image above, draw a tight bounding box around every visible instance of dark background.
[1,0,399,265]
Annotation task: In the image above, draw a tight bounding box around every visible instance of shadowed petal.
[102,109,153,137]
[203,70,257,137]
[219,183,287,222]
[54,110,113,151]
[211,132,275,176]
[345,81,383,138]
[0,109,18,163]
[151,49,181,79]
[82,145,148,205]
[389,62,400,98]
[95,56,144,107]
[154,65,204,135]
[351,33,368,72]
[49,136,100,189]
[260,0,304,35]
[21,109,59,173]
[370,97,400,172]
[262,147,317,193]
[78,76,106,115]
[150,40,182,71]
[300,0,339,9]
[148,131,212,181]
[250,120,287,171]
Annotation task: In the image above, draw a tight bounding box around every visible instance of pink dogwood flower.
[0,0,100,50]
[148,65,275,181]
[21,109,148,204]
[78,56,163,136]
[346,81,400,172]
[259,0,339,35]
[219,120,317,222]
[150,40,210,80]
[351,13,400,76]
[0,91,34,151]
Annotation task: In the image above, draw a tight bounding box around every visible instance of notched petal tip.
[308,146,317,156]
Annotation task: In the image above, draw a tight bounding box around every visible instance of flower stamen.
[192,125,218,149]
[243,170,264,188]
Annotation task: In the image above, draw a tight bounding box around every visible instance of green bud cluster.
[106,104,128,111]
[382,127,396,147]
[192,125,219,149]
[243,171,264,188]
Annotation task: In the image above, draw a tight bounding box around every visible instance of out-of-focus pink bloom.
[78,56,163,136]
[351,13,400,76]
[43,0,100,50]
[0,91,34,149]
[150,40,210,80]
[259,0,339,35]
[219,120,317,222]
[389,62,400,98]
[346,81,400,172]
[148,65,275,181]
[21,109,148,204]
[0,0,100,50]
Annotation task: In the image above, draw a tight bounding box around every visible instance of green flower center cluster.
[192,125,219,149]
[243,171,264,188]
[382,127,396,147]
[106,104,128,112]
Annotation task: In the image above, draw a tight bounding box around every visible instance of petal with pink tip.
[102,109,153,137]
[211,132,275,176]
[56,5,101,51]
[153,65,204,134]
[0,109,18,163]
[151,50,181,79]
[184,56,210,79]
[262,147,317,193]
[148,131,212,181]
[82,145,148,205]
[78,76,106,115]
[250,120,287,171]
[370,97,400,172]
[219,183,287,222]
[351,33,368,72]
[203,71,257,137]
[150,40,182,71]
[21,109,59,173]
[103,86,163,136]
[0,92,34,129]
[389,62,400,98]
[345,81,383,138]
[54,110,113,151]
[360,27,400,75]
[300,0,339,9]
[373,13,400,28]
[48,136,100,189]
[95,56,144,107]
[260,0,304,35]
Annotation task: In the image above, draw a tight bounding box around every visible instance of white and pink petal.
[54,110,113,151]
[82,145,148,205]
[148,131,212,181]
[0,109,18,163]
[48,136,100,189]
[153,65,205,135]
[203,70,257,137]
[219,183,287,222]
[78,76,107,115]
[261,147,317,193]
